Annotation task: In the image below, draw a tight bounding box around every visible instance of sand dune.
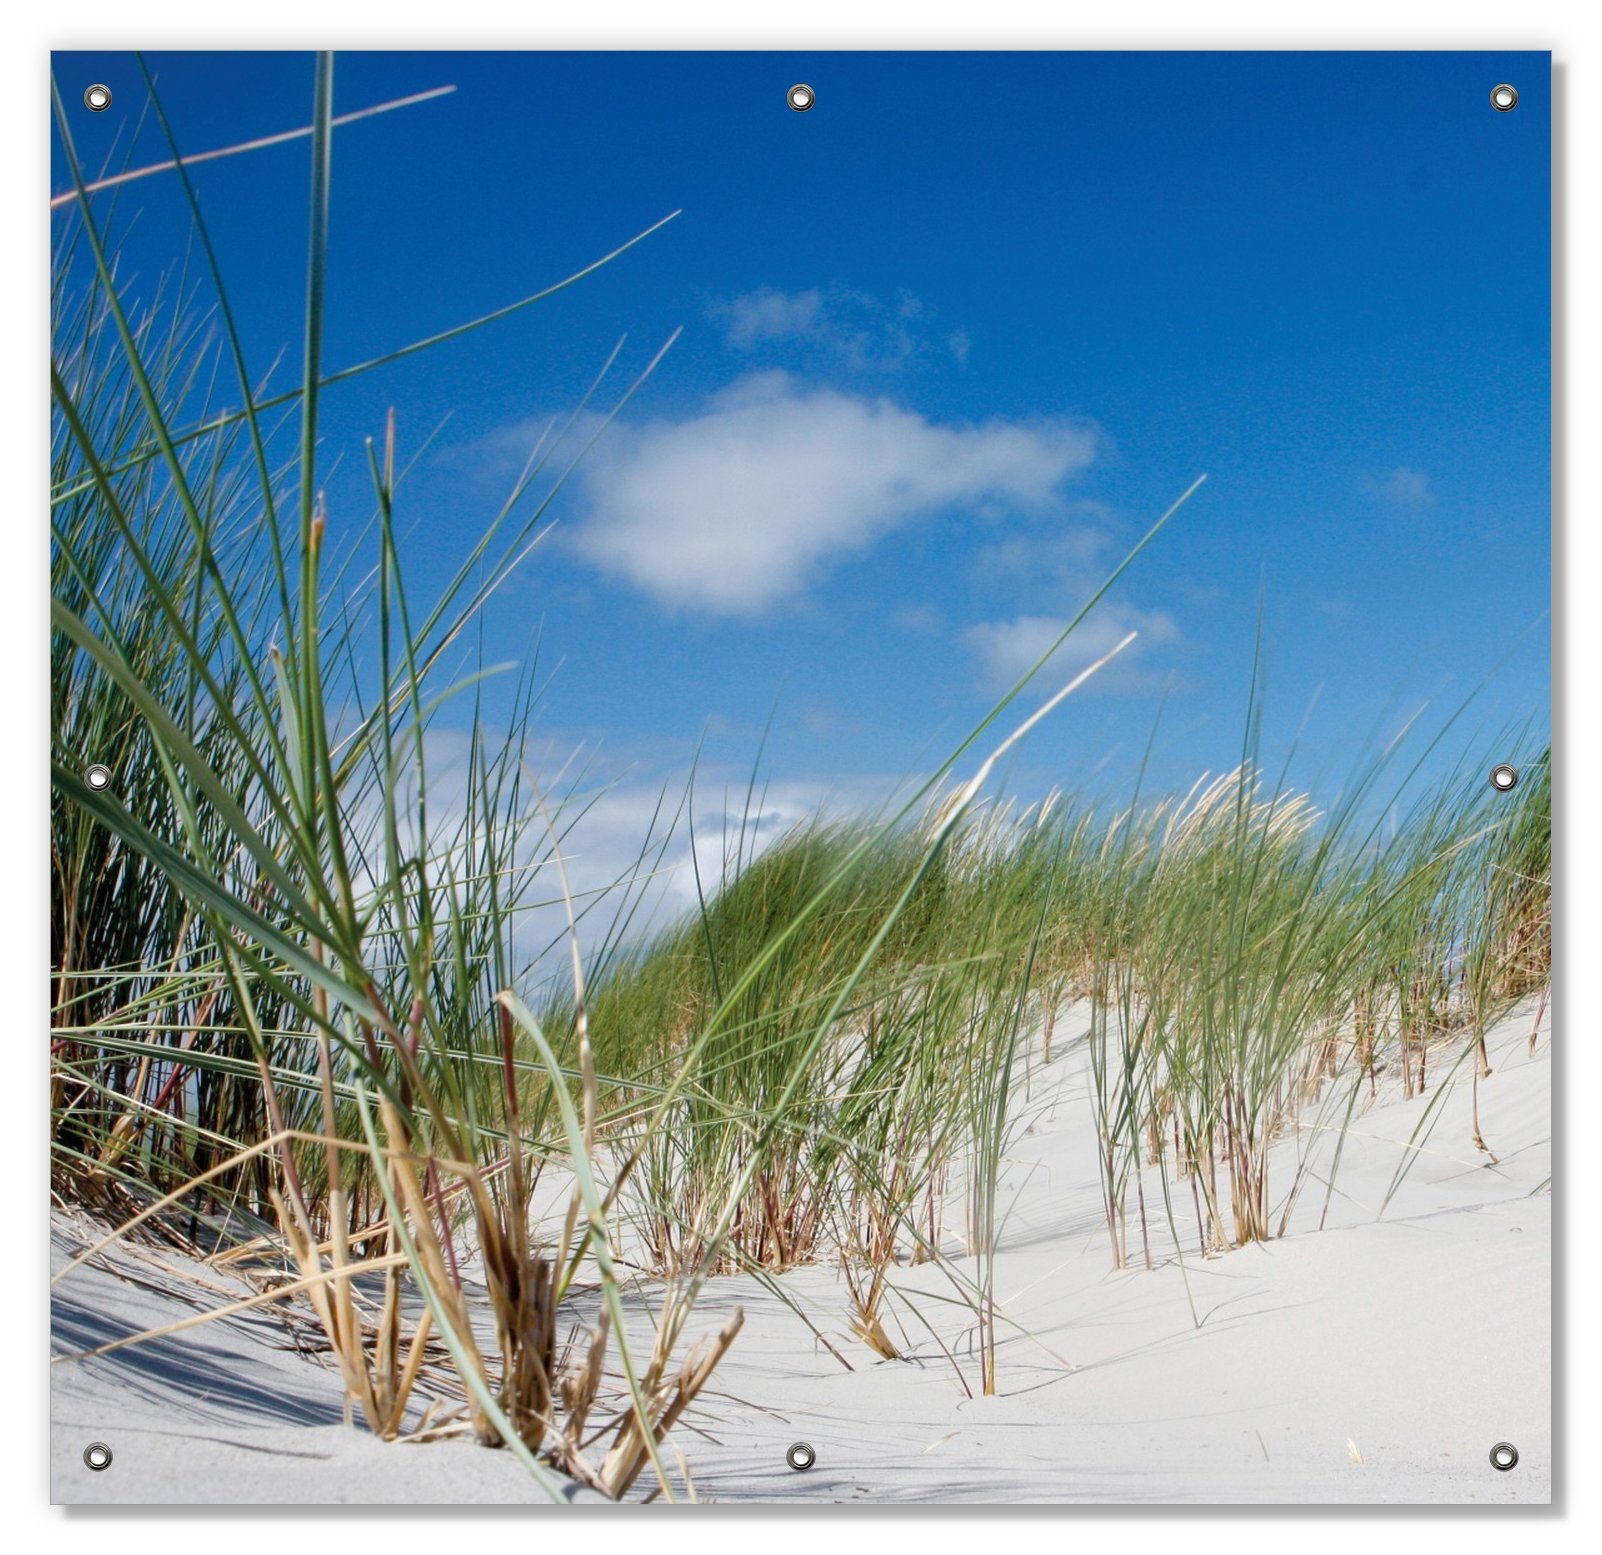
[52,996,1550,1505]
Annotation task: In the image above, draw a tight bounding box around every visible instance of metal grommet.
[1490,763,1519,793]
[1491,84,1518,112]
[1490,1441,1518,1471]
[787,83,815,113]
[84,84,113,113]
[786,1441,816,1471]
[85,763,113,792]
[83,1442,113,1471]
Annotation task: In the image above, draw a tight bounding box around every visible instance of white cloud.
[357,724,905,976]
[520,769,908,975]
[972,522,1110,587]
[719,288,828,349]
[964,606,1182,695]
[572,372,1095,615]
[1365,466,1433,508]
[713,286,966,371]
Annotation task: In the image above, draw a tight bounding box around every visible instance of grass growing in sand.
[51,52,1550,1494]
[51,53,735,1498]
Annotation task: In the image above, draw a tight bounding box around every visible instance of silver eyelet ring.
[84,84,113,113]
[786,1441,816,1471]
[787,84,815,113]
[85,763,113,792]
[1489,1441,1518,1471]
[1490,84,1518,112]
[83,1442,113,1471]
[1490,764,1519,793]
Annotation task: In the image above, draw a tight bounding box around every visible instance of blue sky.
[54,50,1550,862]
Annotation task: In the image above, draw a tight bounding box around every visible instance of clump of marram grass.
[50,52,740,1500]
[1076,733,1551,1266]
[1087,765,1361,1256]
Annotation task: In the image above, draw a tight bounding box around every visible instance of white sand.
[52,996,1550,1505]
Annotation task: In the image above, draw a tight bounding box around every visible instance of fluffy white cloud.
[964,606,1182,695]
[572,372,1095,615]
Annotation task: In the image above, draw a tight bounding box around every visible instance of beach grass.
[50,52,1551,1495]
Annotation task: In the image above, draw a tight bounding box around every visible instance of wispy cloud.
[571,371,1095,615]
[895,603,943,634]
[719,287,828,349]
[526,766,920,973]
[1364,466,1433,508]
[971,518,1112,591]
[377,726,907,973]
[712,285,967,371]
[964,606,1183,696]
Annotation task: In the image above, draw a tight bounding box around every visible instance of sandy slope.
[51,996,1550,1505]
